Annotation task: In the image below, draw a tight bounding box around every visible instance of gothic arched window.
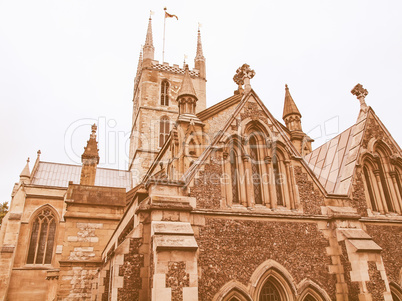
[250,135,263,205]
[161,80,169,106]
[363,165,377,211]
[27,208,56,265]
[230,149,240,204]
[273,154,283,206]
[159,116,170,147]
[259,280,282,301]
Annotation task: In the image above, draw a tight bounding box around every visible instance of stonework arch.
[240,117,273,139]
[26,205,59,265]
[296,279,331,301]
[249,259,296,300]
[213,280,252,301]
[390,282,402,301]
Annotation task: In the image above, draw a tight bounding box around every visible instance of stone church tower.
[128,17,207,186]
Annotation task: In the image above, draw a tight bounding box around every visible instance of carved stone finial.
[351,83,368,110]
[233,64,255,93]
[27,157,30,163]
[91,124,97,139]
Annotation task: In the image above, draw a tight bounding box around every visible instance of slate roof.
[304,111,367,195]
[31,161,131,190]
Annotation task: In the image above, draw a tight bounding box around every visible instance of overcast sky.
[1,0,401,203]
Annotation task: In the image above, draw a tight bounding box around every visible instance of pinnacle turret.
[195,29,205,61]
[143,17,154,61]
[80,124,99,186]
[178,65,198,99]
[282,84,301,121]
[19,158,31,184]
[194,29,206,78]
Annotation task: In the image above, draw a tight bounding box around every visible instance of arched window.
[250,135,263,205]
[161,80,169,106]
[303,294,318,301]
[230,149,240,204]
[390,282,402,301]
[395,171,402,201]
[27,208,56,265]
[378,162,394,212]
[273,154,283,206]
[363,165,377,211]
[259,279,282,301]
[159,116,170,147]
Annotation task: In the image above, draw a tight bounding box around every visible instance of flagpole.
[163,8,166,62]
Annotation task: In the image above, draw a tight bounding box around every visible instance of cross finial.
[233,64,255,93]
[351,83,368,110]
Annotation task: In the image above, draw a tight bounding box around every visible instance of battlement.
[149,60,200,77]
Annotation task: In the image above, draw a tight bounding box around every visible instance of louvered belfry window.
[27,208,56,264]
[161,80,169,106]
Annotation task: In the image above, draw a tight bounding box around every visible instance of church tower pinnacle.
[282,84,302,132]
[19,158,31,184]
[194,29,206,79]
[80,124,99,186]
[143,16,154,63]
[282,85,312,155]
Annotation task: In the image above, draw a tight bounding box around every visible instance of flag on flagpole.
[164,7,178,20]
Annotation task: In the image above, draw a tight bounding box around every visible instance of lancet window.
[249,135,263,205]
[161,80,169,106]
[362,143,402,215]
[159,116,170,148]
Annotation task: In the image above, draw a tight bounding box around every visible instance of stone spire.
[177,65,198,117]
[178,65,198,99]
[281,85,310,154]
[351,83,368,110]
[282,84,301,122]
[143,17,154,62]
[80,124,99,186]
[194,29,206,78]
[19,158,31,184]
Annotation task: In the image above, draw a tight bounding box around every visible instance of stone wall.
[365,224,402,284]
[117,238,144,301]
[190,156,223,209]
[197,217,335,300]
[294,166,326,215]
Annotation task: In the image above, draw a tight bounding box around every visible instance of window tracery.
[27,208,57,265]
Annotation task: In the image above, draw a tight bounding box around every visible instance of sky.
[1,0,402,204]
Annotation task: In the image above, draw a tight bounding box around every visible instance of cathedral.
[1,15,402,301]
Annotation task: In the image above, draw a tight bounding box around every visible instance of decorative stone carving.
[233,64,255,93]
[351,83,368,109]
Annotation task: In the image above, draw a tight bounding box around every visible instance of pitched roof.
[196,94,243,121]
[31,161,131,190]
[304,109,368,195]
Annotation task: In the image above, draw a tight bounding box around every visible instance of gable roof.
[181,89,307,188]
[197,94,242,121]
[304,107,402,196]
[31,161,131,190]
